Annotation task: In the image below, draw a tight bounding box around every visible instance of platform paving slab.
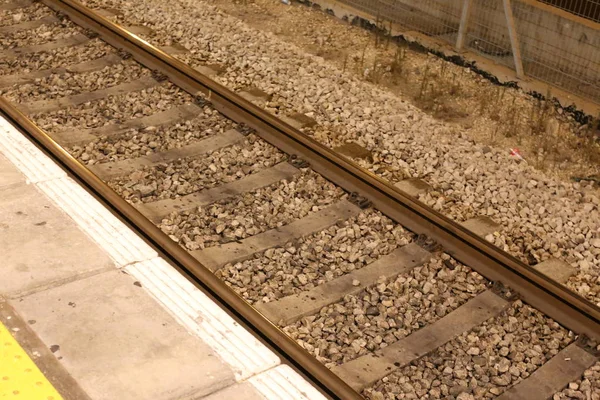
[0,152,24,190]
[12,269,236,400]
[202,382,266,400]
[0,298,91,400]
[0,183,114,297]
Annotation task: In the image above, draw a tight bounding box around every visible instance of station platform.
[0,115,325,400]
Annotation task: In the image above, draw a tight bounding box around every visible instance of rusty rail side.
[41,0,600,342]
[19,0,596,381]
[0,104,357,399]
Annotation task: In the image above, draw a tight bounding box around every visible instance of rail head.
[0,100,359,400]
[38,0,600,343]
[5,0,599,395]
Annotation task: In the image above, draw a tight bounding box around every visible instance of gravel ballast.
[160,170,344,250]
[217,209,414,304]
[283,256,489,367]
[33,82,191,132]
[69,105,235,164]
[364,301,574,399]
[73,0,600,308]
[108,134,286,203]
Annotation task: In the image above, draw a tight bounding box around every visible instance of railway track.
[1,0,600,398]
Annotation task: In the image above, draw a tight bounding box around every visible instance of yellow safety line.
[0,322,63,400]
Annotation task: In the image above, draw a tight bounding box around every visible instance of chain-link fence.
[322,0,600,105]
[538,0,600,23]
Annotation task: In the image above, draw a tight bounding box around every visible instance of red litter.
[509,148,524,161]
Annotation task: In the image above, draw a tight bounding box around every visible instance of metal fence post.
[502,0,525,78]
[456,0,473,51]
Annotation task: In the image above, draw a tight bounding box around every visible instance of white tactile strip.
[0,120,65,183]
[0,117,156,266]
[37,178,157,267]
[0,116,327,399]
[126,258,280,380]
[249,365,329,400]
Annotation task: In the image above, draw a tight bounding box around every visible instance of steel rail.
[0,96,359,399]
[0,0,585,392]
[4,4,365,399]
[39,0,600,343]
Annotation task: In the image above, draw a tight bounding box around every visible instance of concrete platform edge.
[0,116,326,399]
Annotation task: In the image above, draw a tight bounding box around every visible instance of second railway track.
[1,0,600,398]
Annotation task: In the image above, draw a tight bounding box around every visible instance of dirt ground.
[211,0,600,185]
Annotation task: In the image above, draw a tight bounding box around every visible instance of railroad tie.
[238,87,271,107]
[255,243,431,325]
[332,289,511,391]
[461,215,502,238]
[0,0,34,11]
[52,103,201,147]
[394,178,432,197]
[192,200,361,272]
[0,33,89,60]
[137,162,300,223]
[89,129,244,180]
[496,340,599,400]
[279,113,317,130]
[19,75,158,115]
[0,15,59,34]
[533,258,577,284]
[0,54,122,89]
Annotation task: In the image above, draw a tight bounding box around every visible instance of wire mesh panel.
[538,0,600,23]
[326,0,600,105]
[513,0,600,103]
[465,0,515,68]
[335,0,462,38]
